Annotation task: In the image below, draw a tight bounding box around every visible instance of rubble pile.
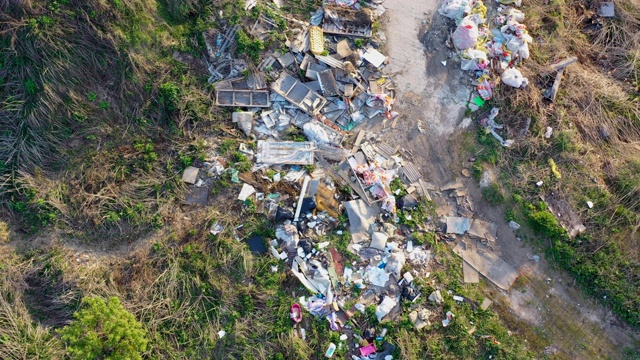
[439,0,532,100]
[176,0,523,357]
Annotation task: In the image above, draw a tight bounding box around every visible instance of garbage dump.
[178,0,519,357]
[439,0,532,100]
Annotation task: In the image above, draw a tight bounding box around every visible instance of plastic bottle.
[376,327,388,341]
[324,343,336,358]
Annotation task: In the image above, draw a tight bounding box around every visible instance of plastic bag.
[461,49,488,71]
[303,122,330,145]
[438,0,472,20]
[506,37,530,59]
[502,68,529,88]
[452,17,479,50]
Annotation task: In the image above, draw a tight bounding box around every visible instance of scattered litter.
[218,330,226,339]
[363,48,386,68]
[359,343,377,356]
[232,111,254,136]
[291,303,303,323]
[246,234,267,254]
[509,221,521,230]
[442,311,455,327]
[502,68,529,89]
[325,342,337,358]
[428,290,443,305]
[587,201,594,209]
[480,298,493,310]
[375,296,397,322]
[544,126,553,139]
[409,308,432,330]
[548,158,562,179]
[238,183,256,201]
[598,2,615,17]
[256,141,316,165]
[210,222,224,235]
[182,166,199,184]
[441,60,447,66]
[453,16,479,50]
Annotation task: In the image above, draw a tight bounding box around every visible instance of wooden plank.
[541,56,577,77]
[544,68,564,102]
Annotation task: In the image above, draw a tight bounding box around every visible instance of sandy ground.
[380,0,638,357]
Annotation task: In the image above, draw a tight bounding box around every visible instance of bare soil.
[380,0,638,357]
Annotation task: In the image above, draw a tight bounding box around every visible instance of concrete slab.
[446,216,471,234]
[463,260,480,283]
[453,241,518,290]
[469,219,498,241]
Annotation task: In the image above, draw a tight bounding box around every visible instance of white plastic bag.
[303,122,330,145]
[502,68,529,88]
[438,0,472,20]
[461,49,488,70]
[453,17,479,50]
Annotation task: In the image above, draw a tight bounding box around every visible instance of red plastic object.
[291,303,302,323]
[359,343,377,356]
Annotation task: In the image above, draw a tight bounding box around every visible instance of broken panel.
[271,72,327,115]
[215,88,271,107]
[256,140,316,165]
[317,69,340,97]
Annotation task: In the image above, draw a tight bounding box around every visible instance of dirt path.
[380,0,638,357]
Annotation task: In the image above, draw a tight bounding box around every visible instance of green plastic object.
[472,96,485,107]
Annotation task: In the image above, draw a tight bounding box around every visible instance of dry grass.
[0,248,65,358]
[0,0,222,240]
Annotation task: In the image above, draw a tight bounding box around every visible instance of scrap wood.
[540,56,578,77]
[544,68,564,102]
[453,241,519,290]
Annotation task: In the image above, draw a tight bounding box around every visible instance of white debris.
[237,183,256,201]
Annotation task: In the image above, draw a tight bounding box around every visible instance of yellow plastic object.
[548,158,562,179]
[309,26,324,55]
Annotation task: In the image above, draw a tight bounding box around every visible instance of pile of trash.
[439,0,532,100]
[175,0,525,358]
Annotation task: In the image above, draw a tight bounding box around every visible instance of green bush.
[235,29,265,62]
[483,183,505,205]
[58,296,148,360]
[527,209,564,239]
[159,82,181,112]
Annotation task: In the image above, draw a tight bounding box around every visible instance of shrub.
[58,296,148,360]
[159,82,181,112]
[483,183,505,205]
